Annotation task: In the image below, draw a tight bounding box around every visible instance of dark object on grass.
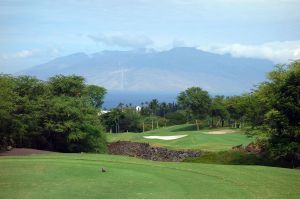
[101,168,106,172]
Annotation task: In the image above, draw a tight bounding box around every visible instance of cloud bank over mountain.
[201,40,300,63]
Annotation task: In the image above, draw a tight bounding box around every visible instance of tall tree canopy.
[254,61,300,165]
[0,75,106,152]
[210,96,228,127]
[177,87,211,119]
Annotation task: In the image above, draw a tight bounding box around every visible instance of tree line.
[0,75,106,152]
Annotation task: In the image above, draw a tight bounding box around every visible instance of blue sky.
[1,0,300,73]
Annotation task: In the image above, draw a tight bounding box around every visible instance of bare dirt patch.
[204,130,236,135]
[0,148,52,156]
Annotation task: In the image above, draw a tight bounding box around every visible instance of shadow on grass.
[184,151,298,168]
[170,124,232,132]
[170,124,198,132]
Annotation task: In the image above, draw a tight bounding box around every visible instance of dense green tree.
[141,101,178,118]
[210,96,228,127]
[240,93,267,128]
[101,108,143,133]
[149,99,159,115]
[14,76,48,99]
[177,87,211,119]
[11,76,49,147]
[101,109,123,133]
[0,74,106,152]
[84,85,106,108]
[119,109,142,132]
[158,102,168,117]
[165,110,187,125]
[255,62,300,165]
[49,75,85,97]
[224,95,246,128]
[42,96,105,152]
[0,75,17,149]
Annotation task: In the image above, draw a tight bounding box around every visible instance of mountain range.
[18,47,274,107]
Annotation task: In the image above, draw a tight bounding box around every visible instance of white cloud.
[200,40,300,63]
[1,49,40,59]
[88,33,153,49]
[1,48,61,60]
[15,49,41,58]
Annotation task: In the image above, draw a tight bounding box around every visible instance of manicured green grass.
[184,151,277,165]
[107,124,254,151]
[1,154,299,199]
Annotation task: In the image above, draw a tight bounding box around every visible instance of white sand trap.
[143,135,187,140]
[204,130,236,135]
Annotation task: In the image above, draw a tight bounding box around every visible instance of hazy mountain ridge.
[19,47,274,95]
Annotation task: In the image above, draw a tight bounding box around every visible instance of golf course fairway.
[1,154,299,199]
[107,124,253,151]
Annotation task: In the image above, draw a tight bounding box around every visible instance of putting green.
[0,154,299,199]
[107,124,254,151]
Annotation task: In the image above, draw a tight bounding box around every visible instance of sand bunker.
[204,130,236,135]
[143,135,187,140]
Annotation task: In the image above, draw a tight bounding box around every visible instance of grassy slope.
[107,124,253,151]
[1,154,299,199]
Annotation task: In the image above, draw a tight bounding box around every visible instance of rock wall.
[108,141,200,161]
[232,142,265,154]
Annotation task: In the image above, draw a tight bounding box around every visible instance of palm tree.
[149,99,159,116]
